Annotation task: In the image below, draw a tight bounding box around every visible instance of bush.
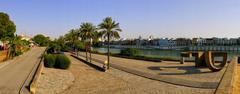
[44,54,56,68]
[120,48,140,56]
[55,54,71,69]
[15,50,23,56]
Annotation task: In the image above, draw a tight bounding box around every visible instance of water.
[93,47,240,60]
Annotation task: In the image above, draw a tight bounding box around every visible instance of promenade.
[78,52,225,85]
[63,53,214,94]
[0,47,45,94]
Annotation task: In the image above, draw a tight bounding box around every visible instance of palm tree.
[8,35,23,59]
[65,29,78,53]
[79,22,96,63]
[98,17,122,69]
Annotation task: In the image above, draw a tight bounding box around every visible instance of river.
[92,47,240,60]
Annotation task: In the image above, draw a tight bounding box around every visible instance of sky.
[1,0,240,39]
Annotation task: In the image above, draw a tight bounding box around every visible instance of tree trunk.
[86,48,88,61]
[107,34,110,69]
[90,46,92,63]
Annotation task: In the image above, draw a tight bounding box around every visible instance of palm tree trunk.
[86,48,88,61]
[107,34,110,69]
[90,45,92,63]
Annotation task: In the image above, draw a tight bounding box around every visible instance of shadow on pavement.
[70,55,105,72]
[148,66,212,75]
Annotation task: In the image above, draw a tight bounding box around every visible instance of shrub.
[55,54,71,69]
[15,50,23,56]
[120,48,140,56]
[44,54,56,68]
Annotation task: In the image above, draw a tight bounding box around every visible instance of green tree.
[32,34,49,46]
[8,35,25,58]
[79,22,96,62]
[64,29,79,51]
[98,17,122,69]
[0,12,16,42]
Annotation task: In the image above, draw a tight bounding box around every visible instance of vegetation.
[44,54,71,69]
[55,54,71,69]
[32,34,50,46]
[44,54,56,68]
[0,12,16,42]
[79,22,96,62]
[120,48,140,56]
[98,17,122,69]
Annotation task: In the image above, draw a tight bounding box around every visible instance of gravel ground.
[36,67,74,94]
[61,53,214,94]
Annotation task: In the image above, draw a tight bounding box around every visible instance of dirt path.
[61,53,214,94]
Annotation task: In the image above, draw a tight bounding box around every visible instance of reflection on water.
[93,47,240,60]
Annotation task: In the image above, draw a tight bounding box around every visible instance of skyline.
[1,0,240,39]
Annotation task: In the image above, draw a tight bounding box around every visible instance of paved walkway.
[233,64,240,94]
[63,53,214,94]
[0,47,45,94]
[77,52,225,89]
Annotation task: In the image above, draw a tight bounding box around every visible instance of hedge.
[43,54,71,69]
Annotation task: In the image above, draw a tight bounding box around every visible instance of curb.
[214,57,238,94]
[19,47,46,94]
[29,58,44,94]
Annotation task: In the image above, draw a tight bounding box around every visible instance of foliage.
[55,54,71,69]
[8,35,29,58]
[64,29,79,51]
[44,54,56,68]
[75,40,85,51]
[32,34,49,46]
[0,12,16,41]
[120,48,140,56]
[47,41,61,54]
[98,17,122,68]
[98,17,122,40]
[43,54,71,69]
[79,22,96,40]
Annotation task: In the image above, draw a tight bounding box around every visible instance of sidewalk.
[63,53,215,94]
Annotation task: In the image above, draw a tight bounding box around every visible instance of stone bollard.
[180,57,185,64]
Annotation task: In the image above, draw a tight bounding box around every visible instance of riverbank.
[90,50,183,62]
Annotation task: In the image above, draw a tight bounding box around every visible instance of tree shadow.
[147,66,212,75]
[71,55,105,72]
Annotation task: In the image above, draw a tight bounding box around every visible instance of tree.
[8,35,26,58]
[79,22,96,62]
[64,29,79,51]
[98,17,122,69]
[32,34,49,46]
[0,12,16,42]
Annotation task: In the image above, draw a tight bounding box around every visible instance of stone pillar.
[180,57,185,64]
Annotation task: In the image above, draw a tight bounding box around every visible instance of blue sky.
[1,0,240,39]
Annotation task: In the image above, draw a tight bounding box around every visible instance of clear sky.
[1,0,240,39]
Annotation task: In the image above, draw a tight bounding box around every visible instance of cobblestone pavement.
[61,53,215,94]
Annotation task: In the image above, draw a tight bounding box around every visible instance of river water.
[93,47,240,60]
